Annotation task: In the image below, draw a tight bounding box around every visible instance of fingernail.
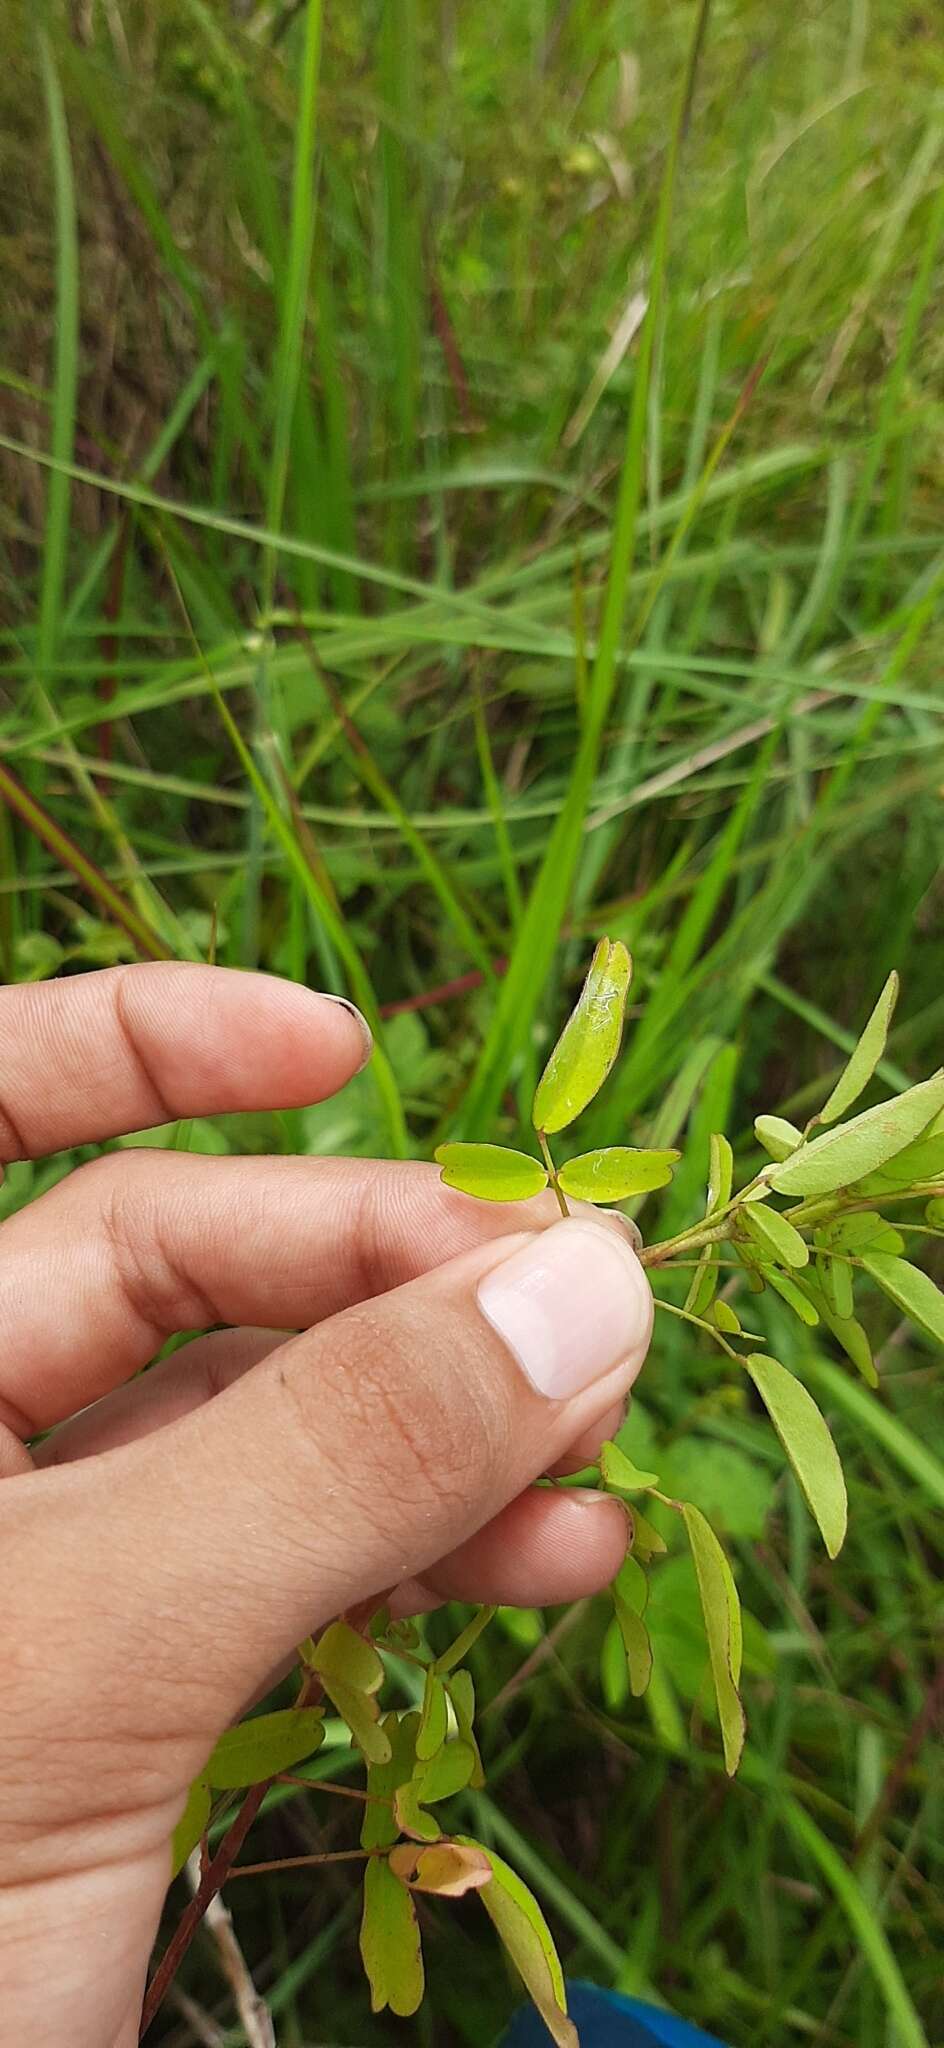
[477,1219,652,1401]
[320,993,373,1071]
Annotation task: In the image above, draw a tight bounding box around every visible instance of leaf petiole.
[537,1130,570,1219]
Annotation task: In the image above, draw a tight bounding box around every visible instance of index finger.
[0,963,371,1161]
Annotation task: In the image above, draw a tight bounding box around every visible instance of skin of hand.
[0,964,653,2048]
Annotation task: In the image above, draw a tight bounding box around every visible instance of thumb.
[16,1217,652,1739]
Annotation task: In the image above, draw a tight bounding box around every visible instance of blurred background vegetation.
[1,1,942,2043]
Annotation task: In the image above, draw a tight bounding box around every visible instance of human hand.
[0,964,652,2047]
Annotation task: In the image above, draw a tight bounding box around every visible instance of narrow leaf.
[532,938,632,1135]
[171,1777,210,1879]
[799,1279,877,1386]
[627,1505,667,1559]
[707,1131,734,1212]
[360,1856,425,2017]
[444,1670,485,1788]
[861,1253,944,1348]
[754,1114,803,1161]
[600,1440,659,1492]
[435,1142,548,1202]
[767,1072,944,1197]
[746,1354,847,1557]
[205,1709,326,1790]
[613,1595,653,1696]
[458,1841,578,2048]
[680,1504,745,1774]
[761,1264,820,1326]
[390,1841,493,1898]
[558,1146,679,1201]
[416,1669,449,1762]
[819,971,899,1125]
[742,1201,809,1269]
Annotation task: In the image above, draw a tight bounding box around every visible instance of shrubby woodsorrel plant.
[157,943,944,2043]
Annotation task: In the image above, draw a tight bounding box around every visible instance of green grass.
[1,1,942,2042]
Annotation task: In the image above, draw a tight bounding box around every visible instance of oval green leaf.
[414,1738,476,1804]
[600,1439,659,1493]
[680,1503,745,1775]
[861,1252,944,1348]
[754,1114,803,1161]
[742,1200,809,1269]
[457,1840,577,2048]
[818,970,899,1125]
[746,1354,847,1558]
[170,1776,210,1878]
[799,1278,877,1386]
[359,1855,425,2017]
[532,937,632,1136]
[205,1708,326,1790]
[767,1070,944,1198]
[435,1142,548,1202]
[309,1619,385,1695]
[558,1146,679,1201]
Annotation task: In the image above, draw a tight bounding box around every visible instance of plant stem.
[538,1130,570,1218]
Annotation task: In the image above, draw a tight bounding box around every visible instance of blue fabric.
[500,1980,729,2048]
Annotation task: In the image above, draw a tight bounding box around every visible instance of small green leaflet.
[394,1780,440,1841]
[416,1668,449,1761]
[742,1200,809,1269]
[707,1131,734,1213]
[680,1503,745,1774]
[746,1354,847,1558]
[612,1554,652,1696]
[600,1439,659,1491]
[435,1142,547,1202]
[444,1669,485,1787]
[754,1114,803,1161]
[204,1708,326,1789]
[361,1713,419,1851]
[861,1252,944,1348]
[766,1071,944,1197]
[712,1299,741,1335]
[457,1840,578,2048]
[927,1196,944,1227]
[532,937,632,1136]
[799,1277,877,1386]
[360,1856,424,2017]
[824,1211,903,1254]
[818,970,899,1126]
[557,1147,679,1201]
[414,1739,476,1803]
[308,1619,391,1764]
[170,1777,210,1878]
